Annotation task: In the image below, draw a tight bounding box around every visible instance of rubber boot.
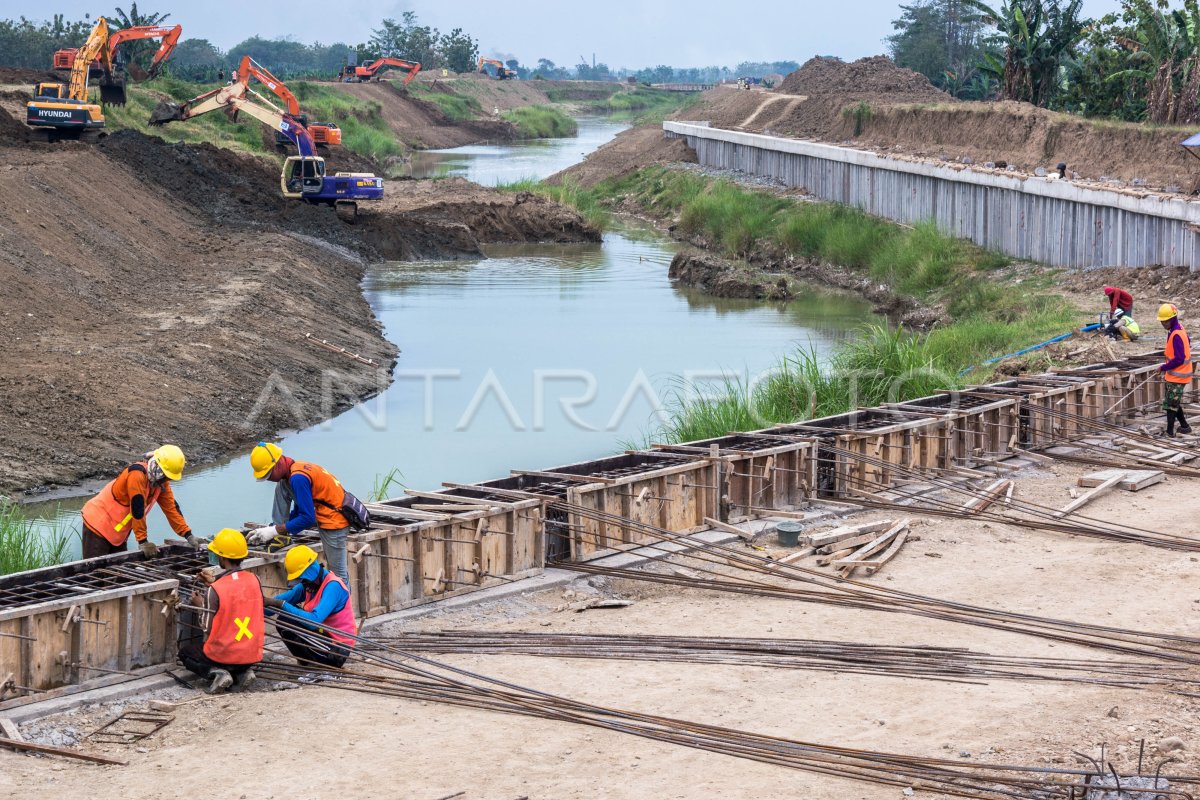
[233,668,256,692]
[207,668,234,694]
[1177,410,1192,436]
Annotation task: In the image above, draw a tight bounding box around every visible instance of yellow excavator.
[26,16,141,140]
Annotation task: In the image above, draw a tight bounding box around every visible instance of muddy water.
[29,119,875,557]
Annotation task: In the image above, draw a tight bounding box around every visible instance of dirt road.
[0,117,597,495]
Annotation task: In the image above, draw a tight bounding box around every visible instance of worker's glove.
[248,526,278,545]
[183,533,208,550]
[139,540,160,558]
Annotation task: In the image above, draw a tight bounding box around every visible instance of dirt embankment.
[686,56,1200,190]
[547,123,698,188]
[0,110,597,495]
[333,80,516,150]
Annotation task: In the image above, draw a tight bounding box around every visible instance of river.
[27,118,874,557]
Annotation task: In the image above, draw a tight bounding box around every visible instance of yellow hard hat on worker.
[285,544,319,580]
[250,442,283,480]
[152,444,186,481]
[1158,303,1180,322]
[208,528,248,560]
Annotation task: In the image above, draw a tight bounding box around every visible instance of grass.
[0,501,76,575]
[409,82,483,121]
[570,86,697,123]
[105,76,406,163]
[502,105,578,139]
[506,165,1085,444]
[500,177,610,229]
[369,467,406,502]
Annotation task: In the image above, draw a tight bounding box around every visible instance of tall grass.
[0,501,76,575]
[369,467,406,502]
[409,83,483,121]
[499,177,609,229]
[294,82,405,161]
[502,105,578,138]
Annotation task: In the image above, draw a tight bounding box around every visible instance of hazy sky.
[31,0,1126,69]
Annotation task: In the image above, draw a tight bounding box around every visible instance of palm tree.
[1109,0,1200,123]
[111,4,170,29]
[967,0,1086,105]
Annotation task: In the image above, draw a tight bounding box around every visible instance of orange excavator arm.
[108,24,182,81]
[233,54,301,115]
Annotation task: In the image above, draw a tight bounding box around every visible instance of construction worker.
[246,442,352,584]
[178,529,264,693]
[1103,308,1141,341]
[80,445,201,560]
[265,545,356,668]
[1159,303,1194,437]
[1103,285,1134,317]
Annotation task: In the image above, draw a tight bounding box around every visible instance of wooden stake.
[1054,473,1126,518]
[703,517,754,541]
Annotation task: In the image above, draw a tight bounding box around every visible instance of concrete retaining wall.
[663,121,1200,269]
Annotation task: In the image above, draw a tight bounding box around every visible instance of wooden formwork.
[480,452,718,562]
[968,376,1096,447]
[348,493,543,619]
[1054,354,1194,421]
[888,390,1020,465]
[766,409,945,498]
[656,433,815,521]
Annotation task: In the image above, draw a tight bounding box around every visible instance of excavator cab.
[282,155,326,198]
[35,82,64,99]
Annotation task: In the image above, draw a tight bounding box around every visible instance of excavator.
[338,58,422,85]
[229,55,342,148]
[26,17,125,139]
[477,57,517,80]
[148,80,383,221]
[52,23,181,82]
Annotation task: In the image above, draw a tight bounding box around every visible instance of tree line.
[889,0,1200,123]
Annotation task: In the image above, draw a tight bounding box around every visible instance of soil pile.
[668,250,793,300]
[777,56,950,101]
[546,124,698,187]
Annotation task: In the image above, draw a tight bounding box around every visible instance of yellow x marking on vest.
[234,617,253,642]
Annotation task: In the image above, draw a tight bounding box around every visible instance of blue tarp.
[1182,133,1200,147]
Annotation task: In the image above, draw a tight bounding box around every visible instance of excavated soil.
[333,81,515,150]
[547,123,698,188]
[777,55,951,101]
[0,123,596,495]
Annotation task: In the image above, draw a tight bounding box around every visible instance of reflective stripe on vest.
[81,463,162,546]
[290,461,348,530]
[203,570,265,665]
[1165,329,1195,384]
[302,571,357,647]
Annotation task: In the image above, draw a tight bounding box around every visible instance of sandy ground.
[5,454,1200,799]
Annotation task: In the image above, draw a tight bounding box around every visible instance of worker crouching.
[178,529,265,694]
[266,545,357,668]
[81,445,202,559]
[1103,308,1141,341]
[1158,303,1195,438]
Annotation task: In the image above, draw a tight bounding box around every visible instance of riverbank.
[0,118,598,497]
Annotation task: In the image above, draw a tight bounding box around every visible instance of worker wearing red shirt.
[1103,286,1133,316]
[1158,303,1194,438]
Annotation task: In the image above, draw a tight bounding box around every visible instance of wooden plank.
[961,479,1011,515]
[764,548,816,571]
[513,470,613,485]
[0,716,23,741]
[1078,469,1165,492]
[363,503,452,522]
[703,517,754,541]
[816,531,887,555]
[831,521,908,570]
[863,531,910,576]
[806,520,893,548]
[403,490,519,509]
[1054,473,1125,518]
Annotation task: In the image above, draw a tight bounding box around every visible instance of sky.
[30,0,1126,69]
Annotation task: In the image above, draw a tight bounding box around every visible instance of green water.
[25,119,875,560]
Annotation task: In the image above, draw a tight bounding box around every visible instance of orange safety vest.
[1165,327,1195,385]
[302,571,357,647]
[203,569,265,666]
[81,463,162,547]
[290,460,348,530]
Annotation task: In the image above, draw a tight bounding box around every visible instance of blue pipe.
[958,323,1103,377]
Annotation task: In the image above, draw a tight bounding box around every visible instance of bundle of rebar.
[253,614,1199,799]
[373,630,1196,692]
[542,499,1200,666]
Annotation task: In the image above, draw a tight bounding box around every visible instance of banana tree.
[1110,0,1200,123]
[967,0,1087,105]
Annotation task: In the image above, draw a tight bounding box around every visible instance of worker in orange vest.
[1158,303,1194,438]
[178,529,265,693]
[265,544,356,668]
[245,442,354,584]
[80,445,201,560]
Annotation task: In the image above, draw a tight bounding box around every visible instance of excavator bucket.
[148,100,183,125]
[126,62,149,81]
[98,74,127,106]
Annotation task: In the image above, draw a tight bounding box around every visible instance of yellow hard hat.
[285,544,319,580]
[208,528,248,560]
[153,445,186,481]
[1158,303,1180,322]
[250,442,283,480]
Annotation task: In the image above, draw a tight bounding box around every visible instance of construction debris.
[88,711,173,744]
[1079,468,1165,492]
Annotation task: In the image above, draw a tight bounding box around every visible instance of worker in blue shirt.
[246,443,353,584]
[265,545,358,668]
